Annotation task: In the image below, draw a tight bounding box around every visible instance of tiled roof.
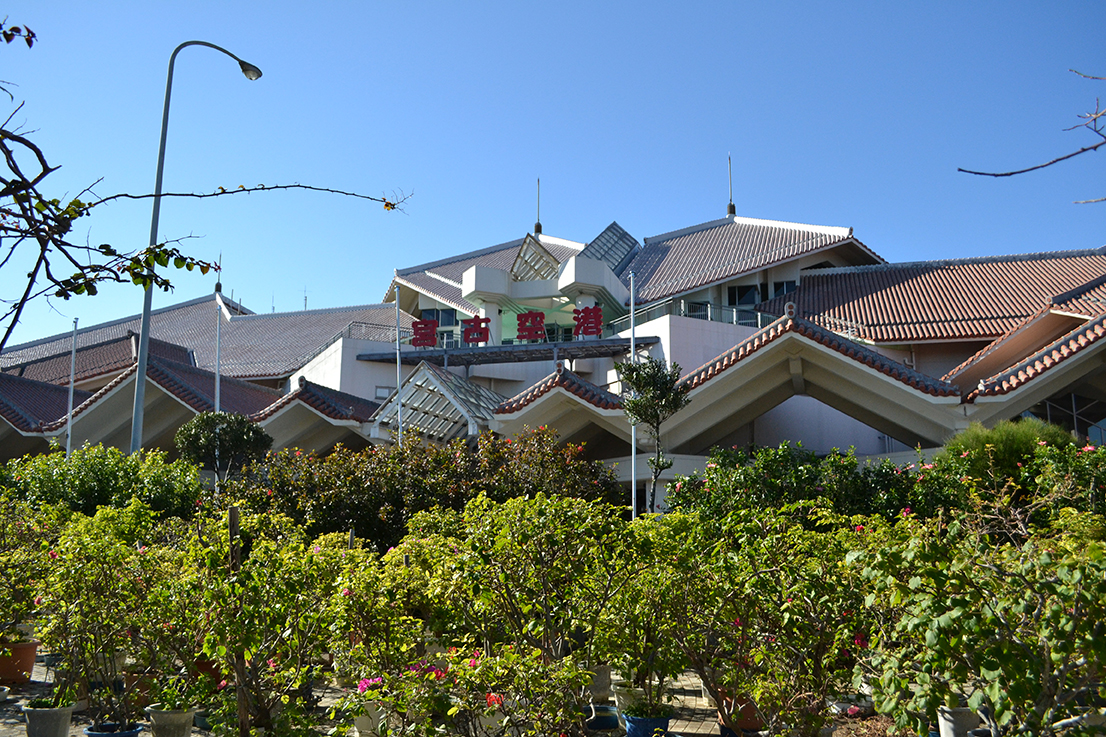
[1,294,414,381]
[679,316,960,397]
[252,377,379,423]
[942,275,1106,383]
[758,249,1106,343]
[969,315,1106,400]
[2,334,192,385]
[496,361,623,414]
[0,372,92,432]
[391,234,586,309]
[622,215,880,304]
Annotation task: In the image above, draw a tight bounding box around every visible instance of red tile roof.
[623,216,882,304]
[968,315,1106,400]
[495,361,623,414]
[758,249,1106,343]
[252,377,379,423]
[679,316,960,397]
[0,372,92,432]
[3,335,192,385]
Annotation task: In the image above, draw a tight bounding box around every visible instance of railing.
[301,321,413,364]
[605,298,778,336]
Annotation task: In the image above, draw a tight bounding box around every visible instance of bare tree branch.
[958,69,1105,203]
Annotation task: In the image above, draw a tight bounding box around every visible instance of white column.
[481,302,501,345]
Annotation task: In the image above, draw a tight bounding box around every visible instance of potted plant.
[599,514,690,736]
[23,682,79,737]
[37,500,160,736]
[0,494,67,683]
[858,508,1106,737]
[144,674,213,737]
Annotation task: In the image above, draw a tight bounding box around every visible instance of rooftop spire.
[727,154,736,216]
[534,177,542,235]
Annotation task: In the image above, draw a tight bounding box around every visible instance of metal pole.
[66,318,78,457]
[214,291,222,413]
[130,40,262,454]
[395,285,403,448]
[630,271,637,520]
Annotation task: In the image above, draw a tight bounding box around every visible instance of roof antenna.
[304,286,308,311]
[727,153,736,216]
[271,292,275,313]
[534,177,542,235]
[214,252,222,294]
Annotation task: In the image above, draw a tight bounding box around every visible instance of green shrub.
[940,418,1074,484]
[5,444,202,518]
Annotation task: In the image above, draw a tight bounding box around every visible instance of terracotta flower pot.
[0,639,39,683]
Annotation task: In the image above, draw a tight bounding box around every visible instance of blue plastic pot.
[623,712,670,737]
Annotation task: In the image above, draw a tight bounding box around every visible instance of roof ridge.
[228,302,394,321]
[644,214,851,245]
[971,314,1106,400]
[1,293,232,356]
[807,247,1106,276]
[395,236,527,276]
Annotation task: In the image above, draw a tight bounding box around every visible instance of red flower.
[486,693,503,709]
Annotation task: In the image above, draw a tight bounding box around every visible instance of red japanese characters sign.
[516,311,546,341]
[411,319,438,347]
[573,305,603,336]
[461,316,490,344]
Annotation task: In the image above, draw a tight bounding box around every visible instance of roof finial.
[534,177,542,235]
[727,153,736,216]
[214,252,223,293]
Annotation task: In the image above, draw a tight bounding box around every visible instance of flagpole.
[629,271,637,520]
[66,318,78,457]
[395,285,403,448]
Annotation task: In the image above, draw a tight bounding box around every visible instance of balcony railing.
[605,298,777,337]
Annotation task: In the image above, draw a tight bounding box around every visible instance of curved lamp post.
[130,41,261,454]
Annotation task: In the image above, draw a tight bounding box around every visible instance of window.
[737,285,761,305]
[375,386,395,400]
[773,281,796,298]
[420,307,457,326]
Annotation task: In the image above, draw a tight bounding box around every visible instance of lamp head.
[239,60,262,80]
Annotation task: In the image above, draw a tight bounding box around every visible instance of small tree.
[616,357,691,513]
[175,412,272,485]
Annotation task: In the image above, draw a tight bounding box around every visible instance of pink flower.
[341,588,352,597]
[47,550,57,559]
[855,525,865,532]
[1038,441,1047,446]
[1083,444,1096,452]
[732,617,742,628]
[853,633,868,648]
[217,680,228,690]
[901,507,911,516]
[358,677,382,693]
[268,658,277,669]
[34,596,42,606]
[960,451,970,457]
[847,705,863,718]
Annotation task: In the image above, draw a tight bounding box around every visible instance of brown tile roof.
[252,377,379,423]
[2,334,192,385]
[0,372,92,432]
[679,316,960,397]
[622,215,882,304]
[942,275,1106,383]
[758,249,1106,344]
[1,294,413,381]
[968,315,1106,400]
[496,361,623,414]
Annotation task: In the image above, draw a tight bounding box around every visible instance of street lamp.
[130,41,262,454]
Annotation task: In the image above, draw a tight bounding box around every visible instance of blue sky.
[2,1,1104,348]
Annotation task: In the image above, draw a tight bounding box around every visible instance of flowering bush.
[0,492,68,643]
[857,508,1106,736]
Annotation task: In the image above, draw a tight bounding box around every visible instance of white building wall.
[292,339,416,402]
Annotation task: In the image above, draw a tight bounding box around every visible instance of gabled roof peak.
[644,214,852,246]
[395,233,585,278]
